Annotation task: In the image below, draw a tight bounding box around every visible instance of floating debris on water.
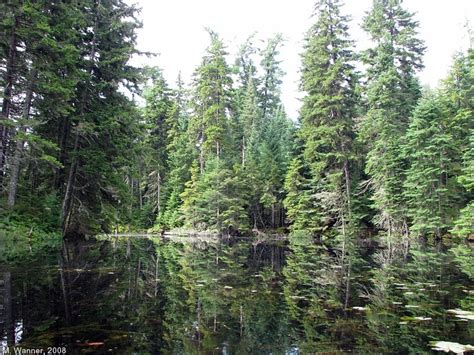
[290,295,307,300]
[447,309,474,321]
[430,341,474,353]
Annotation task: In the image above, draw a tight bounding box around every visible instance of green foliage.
[0,0,472,244]
[403,93,461,238]
[0,197,62,263]
[359,0,425,235]
[285,0,360,239]
[452,131,474,236]
[181,159,249,232]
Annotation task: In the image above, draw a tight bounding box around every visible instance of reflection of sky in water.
[286,346,299,354]
[0,239,472,353]
[15,320,23,344]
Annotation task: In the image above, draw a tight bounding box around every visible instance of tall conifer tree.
[285,0,359,238]
[360,0,425,240]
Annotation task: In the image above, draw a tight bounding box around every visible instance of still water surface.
[0,236,472,354]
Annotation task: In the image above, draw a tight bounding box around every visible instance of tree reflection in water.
[0,236,472,353]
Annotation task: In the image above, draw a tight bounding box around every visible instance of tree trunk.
[60,0,100,234]
[242,137,245,167]
[54,116,71,190]
[60,130,79,233]
[0,16,19,186]
[2,272,14,346]
[7,70,36,208]
[271,202,275,228]
[157,171,161,214]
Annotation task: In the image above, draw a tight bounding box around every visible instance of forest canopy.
[0,0,472,243]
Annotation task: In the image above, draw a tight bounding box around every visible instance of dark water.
[0,236,472,354]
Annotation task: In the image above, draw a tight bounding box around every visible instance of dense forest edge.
[0,0,473,254]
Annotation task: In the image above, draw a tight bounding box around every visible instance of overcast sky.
[130,0,473,119]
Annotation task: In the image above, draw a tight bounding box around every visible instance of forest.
[0,0,473,353]
[1,0,472,244]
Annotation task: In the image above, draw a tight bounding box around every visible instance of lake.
[0,236,473,354]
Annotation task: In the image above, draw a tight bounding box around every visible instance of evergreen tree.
[181,30,248,232]
[141,68,173,217]
[452,131,474,237]
[259,34,285,119]
[190,30,234,170]
[285,0,360,239]
[360,0,425,239]
[57,0,143,235]
[159,76,194,228]
[284,157,315,232]
[403,94,460,238]
[259,108,294,228]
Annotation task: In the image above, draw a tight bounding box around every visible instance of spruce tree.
[142,68,173,217]
[181,30,248,232]
[259,34,284,119]
[285,0,359,238]
[58,0,143,235]
[360,0,425,240]
[403,94,460,238]
[452,131,474,237]
[159,76,194,229]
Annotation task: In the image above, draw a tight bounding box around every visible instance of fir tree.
[452,131,474,237]
[285,0,360,238]
[404,94,460,238]
[360,0,425,239]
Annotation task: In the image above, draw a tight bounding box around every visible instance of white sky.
[130,0,474,119]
